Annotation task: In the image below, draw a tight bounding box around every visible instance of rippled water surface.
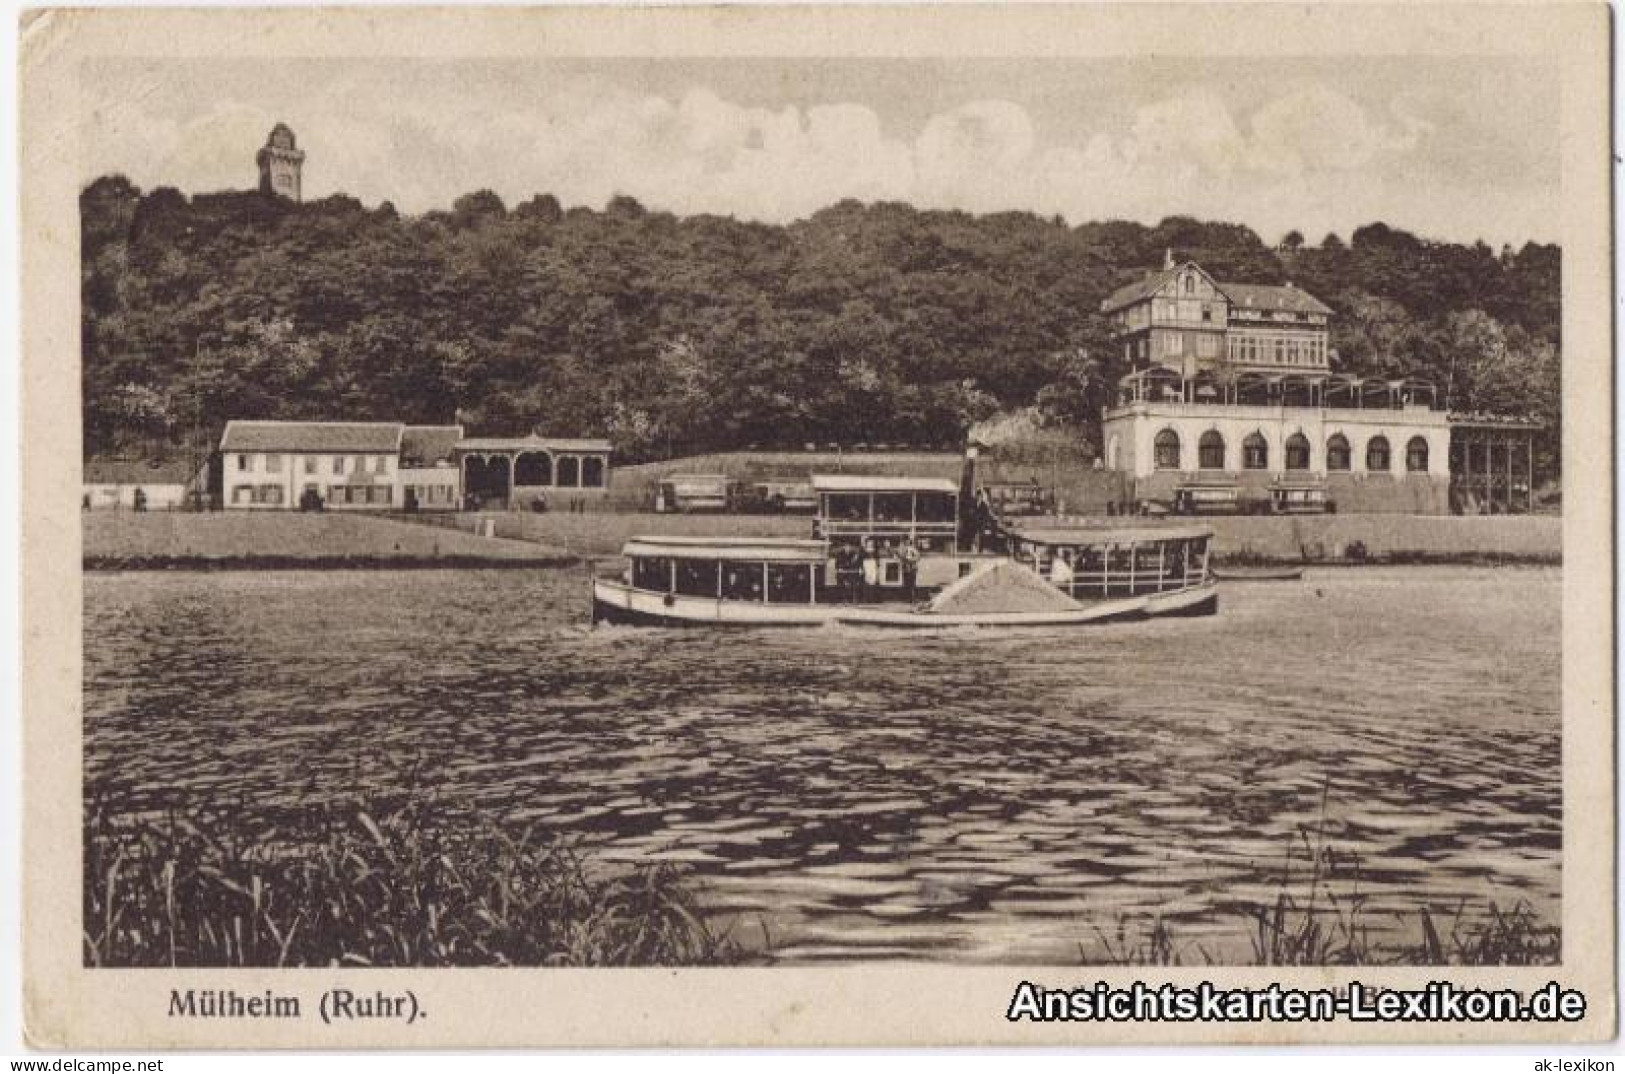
[84,565,1560,963]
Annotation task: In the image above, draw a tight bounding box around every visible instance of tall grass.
[84,796,749,968]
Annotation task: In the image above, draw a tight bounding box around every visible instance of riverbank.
[447,509,1562,566]
[1200,513,1561,565]
[83,512,574,570]
[84,509,1561,570]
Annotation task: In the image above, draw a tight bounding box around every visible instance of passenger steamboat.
[591,463,1218,629]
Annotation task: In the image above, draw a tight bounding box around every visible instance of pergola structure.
[1116,368,1440,411]
[1447,415,1542,515]
[454,435,612,508]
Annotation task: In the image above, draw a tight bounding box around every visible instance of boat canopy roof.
[810,474,959,494]
[1005,523,1214,546]
[623,536,829,562]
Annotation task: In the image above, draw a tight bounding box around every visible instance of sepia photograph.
[17,2,1614,1050]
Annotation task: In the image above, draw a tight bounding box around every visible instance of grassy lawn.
[96,508,1558,568]
[1202,513,1562,564]
[83,511,569,566]
[448,509,1560,564]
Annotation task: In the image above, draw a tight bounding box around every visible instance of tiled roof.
[84,457,202,486]
[219,421,404,453]
[401,425,463,465]
[1218,281,1333,316]
[1100,267,1180,313]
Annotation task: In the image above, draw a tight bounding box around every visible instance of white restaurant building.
[1099,259,1453,514]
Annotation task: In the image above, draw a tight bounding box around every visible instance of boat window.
[1134,545,1163,571]
[675,558,720,598]
[767,563,813,604]
[873,493,912,522]
[631,556,671,591]
[1107,546,1134,572]
[915,492,957,522]
[719,561,766,602]
[1162,540,1186,573]
[1076,546,1105,572]
[826,493,869,521]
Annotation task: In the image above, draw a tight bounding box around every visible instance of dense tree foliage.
[81,177,1561,465]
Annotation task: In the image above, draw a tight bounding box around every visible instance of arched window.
[557,456,580,487]
[1285,433,1311,471]
[1366,436,1391,472]
[1198,430,1226,470]
[1153,429,1181,470]
[1406,436,1430,473]
[581,456,605,487]
[1326,434,1351,471]
[1243,432,1269,470]
[514,451,552,486]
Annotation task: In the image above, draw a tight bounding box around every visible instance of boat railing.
[815,519,959,542]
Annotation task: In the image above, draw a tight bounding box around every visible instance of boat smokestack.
[958,440,982,552]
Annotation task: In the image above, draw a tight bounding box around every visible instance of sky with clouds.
[81,55,1559,247]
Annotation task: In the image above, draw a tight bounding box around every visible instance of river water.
[83,565,1560,964]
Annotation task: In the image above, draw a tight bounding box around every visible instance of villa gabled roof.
[1100,260,1227,314]
[219,420,404,454]
[1100,259,1334,318]
[1100,267,1181,313]
[1218,281,1333,316]
[401,424,464,465]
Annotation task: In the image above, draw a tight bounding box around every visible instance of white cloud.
[81,70,1548,245]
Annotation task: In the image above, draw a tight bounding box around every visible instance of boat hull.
[592,578,1217,628]
[1211,566,1304,582]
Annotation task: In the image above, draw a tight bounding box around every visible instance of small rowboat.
[1210,566,1304,582]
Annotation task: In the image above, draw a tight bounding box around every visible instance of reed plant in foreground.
[1082,783,1559,967]
[84,796,748,968]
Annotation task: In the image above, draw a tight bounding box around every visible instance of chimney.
[1163,248,1175,270]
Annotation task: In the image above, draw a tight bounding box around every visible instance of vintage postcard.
[19,2,1615,1049]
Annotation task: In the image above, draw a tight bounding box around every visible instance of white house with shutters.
[219,421,405,510]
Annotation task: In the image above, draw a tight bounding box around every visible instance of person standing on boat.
[860,538,880,602]
[898,538,920,600]
[1050,547,1075,592]
[833,541,861,602]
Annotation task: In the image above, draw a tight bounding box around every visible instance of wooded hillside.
[81,177,1561,466]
